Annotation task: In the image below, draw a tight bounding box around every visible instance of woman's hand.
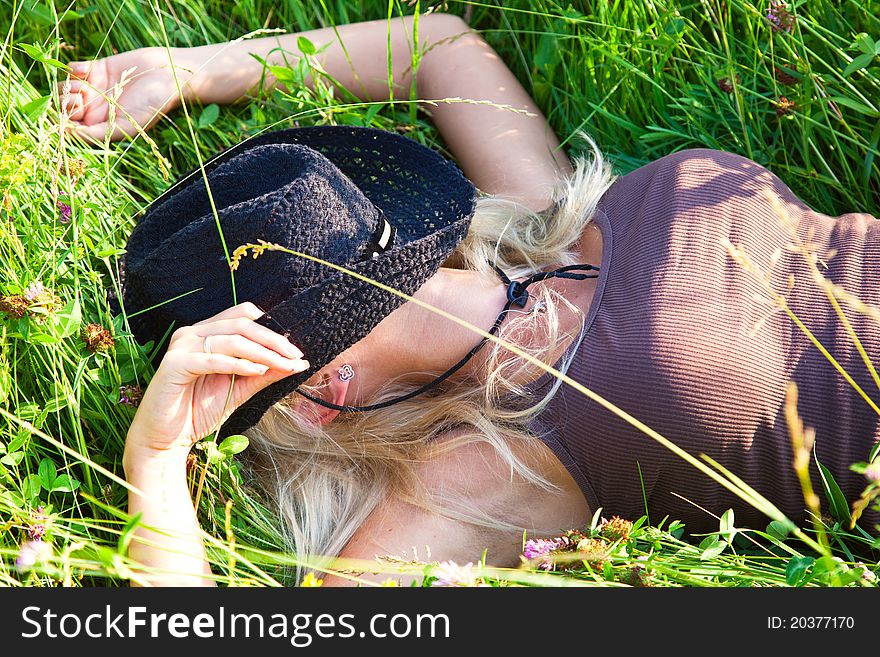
[59,47,189,142]
[123,302,309,468]
[56,15,569,207]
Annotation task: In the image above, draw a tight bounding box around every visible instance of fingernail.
[284,343,303,359]
[252,363,269,374]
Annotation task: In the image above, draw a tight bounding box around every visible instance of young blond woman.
[62,13,880,586]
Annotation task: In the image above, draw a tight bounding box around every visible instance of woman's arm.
[122,448,213,586]
[121,302,310,586]
[64,13,570,209]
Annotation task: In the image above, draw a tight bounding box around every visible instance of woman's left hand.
[124,301,309,466]
[59,47,188,142]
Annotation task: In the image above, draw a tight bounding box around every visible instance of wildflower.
[523,537,562,560]
[83,323,115,353]
[775,96,795,116]
[57,193,72,224]
[716,75,740,94]
[575,537,610,567]
[523,537,563,571]
[773,65,800,86]
[9,282,62,319]
[23,281,45,302]
[300,572,323,587]
[854,562,877,584]
[619,558,654,587]
[600,516,634,542]
[380,578,399,587]
[27,506,49,541]
[63,158,87,183]
[430,560,485,587]
[0,294,30,318]
[118,384,144,407]
[864,460,880,483]
[766,1,796,33]
[26,526,46,543]
[16,539,52,572]
[558,528,589,547]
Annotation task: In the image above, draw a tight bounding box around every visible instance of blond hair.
[243,139,615,581]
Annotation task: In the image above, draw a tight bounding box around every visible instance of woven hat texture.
[122,126,477,436]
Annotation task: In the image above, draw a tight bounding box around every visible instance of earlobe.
[306,373,351,426]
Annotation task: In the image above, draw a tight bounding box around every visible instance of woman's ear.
[299,372,351,426]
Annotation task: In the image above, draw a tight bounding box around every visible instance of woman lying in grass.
[61,12,880,586]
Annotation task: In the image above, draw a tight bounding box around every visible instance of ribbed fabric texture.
[532,149,880,536]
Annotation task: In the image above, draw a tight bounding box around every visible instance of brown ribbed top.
[533,149,880,535]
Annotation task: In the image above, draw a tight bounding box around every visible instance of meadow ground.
[1,0,879,587]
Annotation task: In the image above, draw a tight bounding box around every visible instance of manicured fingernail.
[251,363,269,374]
[284,343,303,359]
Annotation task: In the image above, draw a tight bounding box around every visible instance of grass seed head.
[230,239,277,271]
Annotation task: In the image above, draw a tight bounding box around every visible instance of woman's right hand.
[59,47,190,142]
[123,302,309,468]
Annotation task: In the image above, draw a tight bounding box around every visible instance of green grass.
[1,0,878,587]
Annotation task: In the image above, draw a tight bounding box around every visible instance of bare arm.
[121,302,310,586]
[64,13,571,209]
[122,451,214,586]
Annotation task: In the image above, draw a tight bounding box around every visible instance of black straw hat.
[121,126,477,436]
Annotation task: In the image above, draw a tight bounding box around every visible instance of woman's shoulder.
[599,147,797,219]
[613,148,773,189]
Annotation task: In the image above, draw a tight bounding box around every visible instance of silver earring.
[337,364,355,381]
